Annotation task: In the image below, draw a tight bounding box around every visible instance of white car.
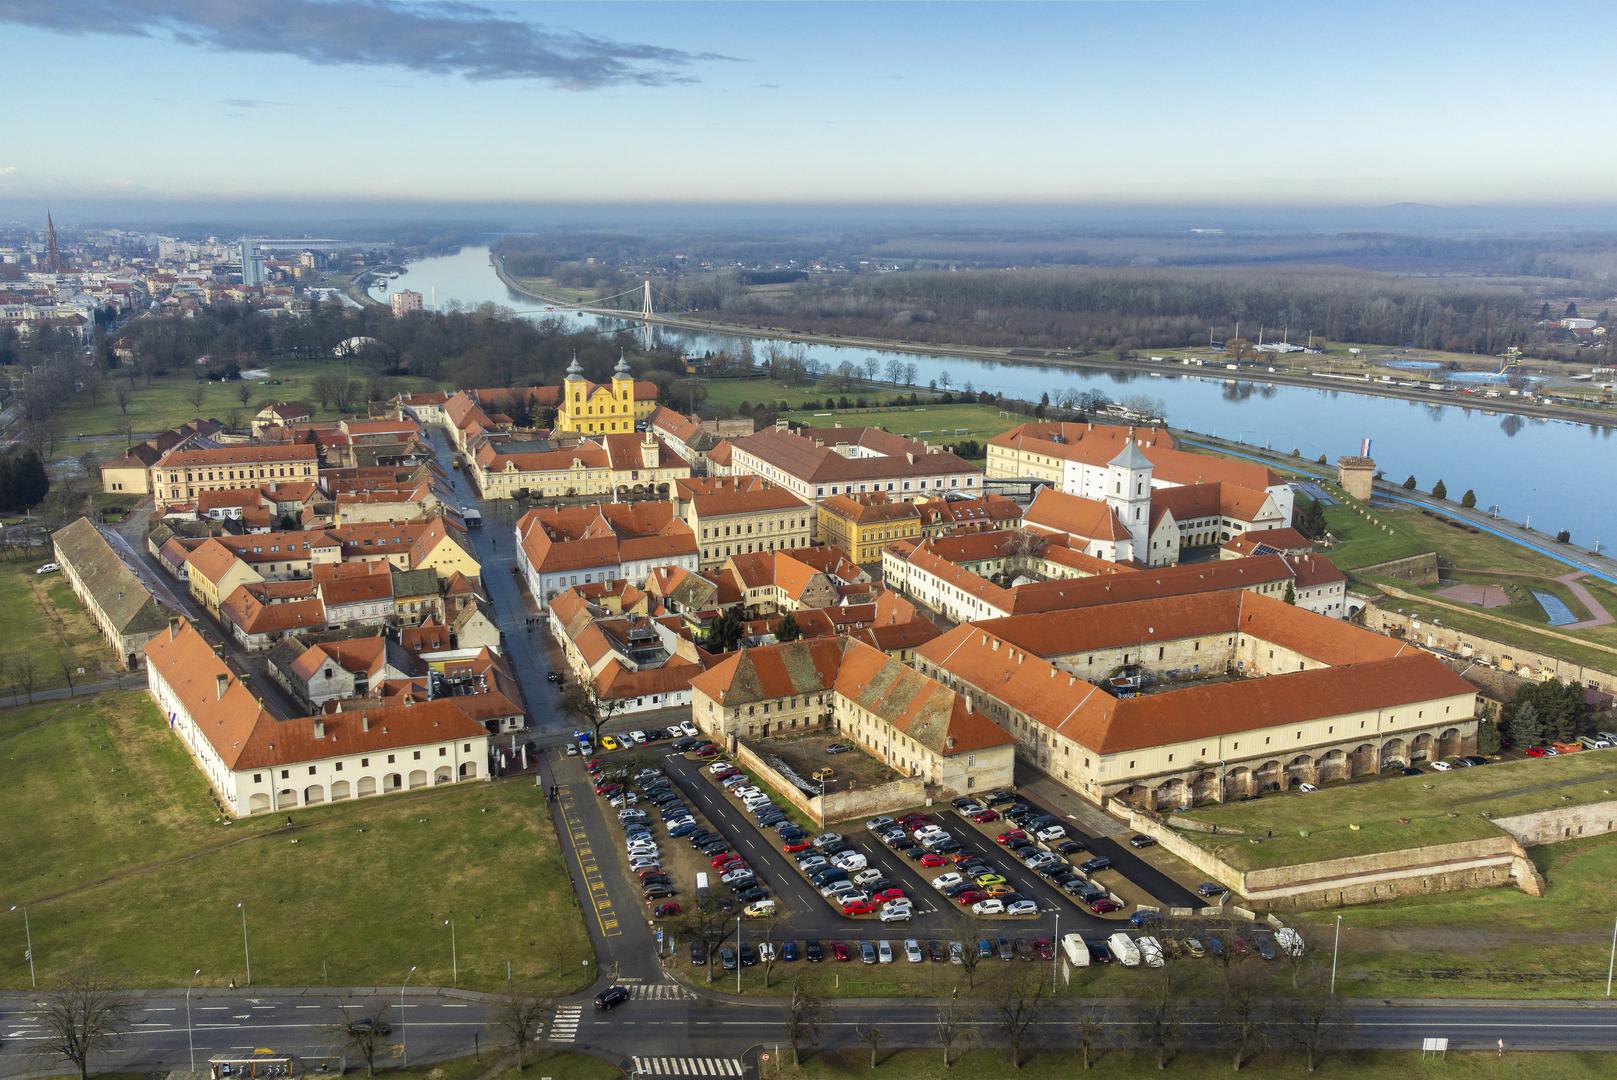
[971,898,1006,916]
[680,720,699,737]
[905,938,924,962]
[707,760,734,774]
[877,940,893,964]
[1297,783,1319,792]
[1005,899,1038,916]
[757,941,776,961]
[932,872,965,891]
[1033,825,1067,842]
[628,731,648,745]
[34,562,59,575]
[629,858,661,872]
[852,868,885,886]
[1430,761,1453,772]
[666,724,684,738]
[831,851,868,872]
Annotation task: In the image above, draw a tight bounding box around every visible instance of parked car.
[1089,898,1123,914]
[1005,899,1038,916]
[1195,881,1227,899]
[859,941,877,964]
[830,941,851,962]
[1079,856,1112,874]
[972,898,1006,915]
[1430,761,1453,772]
[879,903,913,924]
[805,939,824,962]
[593,986,630,1010]
[1127,834,1156,849]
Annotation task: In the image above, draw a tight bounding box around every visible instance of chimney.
[313,720,325,739]
[362,715,371,732]
[168,616,181,639]
[215,673,229,699]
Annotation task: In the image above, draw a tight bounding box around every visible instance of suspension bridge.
[493,259,696,326]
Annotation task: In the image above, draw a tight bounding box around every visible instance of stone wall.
[1355,552,1439,585]
[1370,597,1617,692]
[1492,800,1617,847]
[731,739,926,828]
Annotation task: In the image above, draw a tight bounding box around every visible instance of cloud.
[0,165,18,178]
[0,0,734,88]
[758,82,781,90]
[219,98,284,109]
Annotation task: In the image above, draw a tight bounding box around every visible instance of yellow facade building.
[554,355,658,435]
[817,494,923,565]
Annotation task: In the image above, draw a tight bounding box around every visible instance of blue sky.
[1,0,1613,206]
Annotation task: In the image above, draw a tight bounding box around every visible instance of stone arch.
[1381,737,1408,767]
[383,772,403,792]
[1437,727,1464,758]
[278,787,297,807]
[459,760,477,778]
[330,779,352,801]
[357,776,378,797]
[303,784,326,805]
[408,769,429,789]
[1285,754,1315,788]
[1349,743,1378,777]
[433,765,453,784]
[1254,760,1282,793]
[1410,732,1434,762]
[1190,770,1220,804]
[248,792,272,815]
[1317,749,1349,783]
[1112,784,1148,809]
[1151,777,1188,810]
[1222,766,1253,800]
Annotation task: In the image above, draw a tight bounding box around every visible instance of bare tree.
[15,655,36,702]
[679,897,734,984]
[857,1023,885,1068]
[236,382,254,408]
[35,973,133,1080]
[1134,962,1185,1070]
[114,382,131,416]
[1003,527,1050,560]
[117,416,135,454]
[60,657,78,696]
[957,937,982,989]
[188,383,206,412]
[1221,957,1272,1070]
[884,358,904,386]
[784,979,821,1067]
[1075,1001,1108,1070]
[935,995,972,1068]
[1276,964,1355,1073]
[492,986,552,1070]
[334,1001,393,1077]
[561,681,626,747]
[755,912,783,989]
[986,967,1048,1070]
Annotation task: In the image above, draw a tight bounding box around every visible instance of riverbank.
[490,253,1615,431]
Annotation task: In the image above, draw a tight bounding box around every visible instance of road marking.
[143,1007,177,1012]
[631,1056,744,1077]
[627,982,695,1001]
[295,1005,321,1010]
[555,790,622,940]
[548,1005,582,1044]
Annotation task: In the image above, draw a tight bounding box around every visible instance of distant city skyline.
[1,0,1613,206]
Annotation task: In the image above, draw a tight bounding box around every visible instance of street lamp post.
[400,965,417,1067]
[8,905,35,989]
[444,919,457,985]
[186,968,202,1072]
[1330,914,1343,995]
[1051,911,1060,991]
[236,902,252,986]
[1606,916,1616,997]
[735,915,742,995]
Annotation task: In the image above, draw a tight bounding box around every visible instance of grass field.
[0,691,592,993]
[781,1048,1617,1079]
[1178,751,1617,871]
[0,556,120,691]
[701,377,942,415]
[781,403,1017,449]
[58,357,445,438]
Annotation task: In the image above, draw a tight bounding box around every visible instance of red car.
[841,898,877,916]
[713,767,741,780]
[1089,898,1123,915]
[1524,746,1547,757]
[692,745,719,758]
[651,902,681,917]
[898,815,929,830]
[873,888,906,904]
[584,757,602,770]
[711,854,743,869]
[783,839,811,853]
[946,851,974,864]
[996,830,1027,845]
[1032,938,1055,961]
[971,810,1001,823]
[594,782,621,796]
[830,941,852,962]
[954,889,988,905]
[918,852,947,868]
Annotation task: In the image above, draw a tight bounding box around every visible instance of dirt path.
[1558,573,1614,630]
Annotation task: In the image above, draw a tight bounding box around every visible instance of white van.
[1061,932,1090,968]
[1578,735,1612,750]
[695,871,710,901]
[1108,932,1141,968]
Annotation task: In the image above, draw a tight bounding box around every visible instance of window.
[253,773,262,783]
[280,769,289,779]
[387,754,396,764]
[361,758,369,767]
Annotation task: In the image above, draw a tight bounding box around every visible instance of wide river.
[373,246,1616,545]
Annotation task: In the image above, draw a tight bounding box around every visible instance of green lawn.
[1294,833,1617,998]
[0,556,121,691]
[0,691,592,993]
[1316,498,1433,570]
[780,1049,1617,1079]
[1179,751,1617,872]
[781,403,1019,449]
[701,377,940,415]
[61,357,445,438]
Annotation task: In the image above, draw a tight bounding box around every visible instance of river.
[371,246,1617,545]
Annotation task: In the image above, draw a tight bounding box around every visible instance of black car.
[736,886,769,904]
[928,940,947,962]
[805,939,825,962]
[1055,839,1086,855]
[594,986,630,1010]
[348,1017,392,1035]
[690,941,708,966]
[1128,834,1157,849]
[1195,881,1227,898]
[1463,755,1489,767]
[1089,941,1112,964]
[986,789,1016,806]
[644,885,676,899]
[1079,856,1113,874]
[1400,765,1424,776]
[672,737,698,751]
[739,944,757,967]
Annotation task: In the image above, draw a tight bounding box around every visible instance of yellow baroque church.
[554,354,659,435]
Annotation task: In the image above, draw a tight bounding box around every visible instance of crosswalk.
[627,982,696,1001]
[629,1056,745,1077]
[548,1004,582,1043]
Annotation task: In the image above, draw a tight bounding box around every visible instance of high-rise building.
[390,289,423,317]
[240,241,265,286]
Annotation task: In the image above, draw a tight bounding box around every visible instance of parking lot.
[750,731,902,795]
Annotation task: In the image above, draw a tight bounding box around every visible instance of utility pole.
[237,901,252,986]
[1330,914,1343,994]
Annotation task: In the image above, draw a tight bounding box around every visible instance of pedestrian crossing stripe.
[628,983,695,1001]
[549,1005,582,1044]
[630,1057,744,1077]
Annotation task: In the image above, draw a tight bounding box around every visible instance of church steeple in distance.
[44,210,61,274]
